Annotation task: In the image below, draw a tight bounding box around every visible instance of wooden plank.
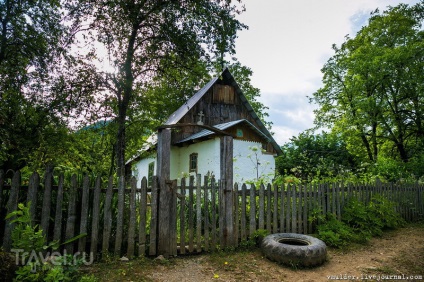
[78,175,90,254]
[298,184,302,233]
[27,171,40,224]
[291,184,297,233]
[336,183,341,221]
[41,167,53,238]
[273,183,278,234]
[308,184,313,233]
[53,174,64,242]
[102,176,114,256]
[0,170,4,213]
[220,135,234,247]
[285,184,291,233]
[331,183,336,215]
[114,176,125,256]
[258,183,265,230]
[65,174,78,254]
[139,177,148,256]
[196,174,202,253]
[3,171,20,251]
[241,183,247,241]
[303,184,307,234]
[179,178,186,254]
[156,128,172,257]
[280,183,285,232]
[188,176,194,253]
[266,183,271,233]
[204,176,209,251]
[234,183,239,248]
[90,176,101,259]
[211,177,217,251]
[127,177,137,258]
[170,179,178,256]
[249,184,256,237]
[149,176,159,256]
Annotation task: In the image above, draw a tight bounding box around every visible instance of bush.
[314,195,404,248]
[6,202,89,281]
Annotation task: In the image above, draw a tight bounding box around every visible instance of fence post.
[220,135,234,248]
[156,128,173,257]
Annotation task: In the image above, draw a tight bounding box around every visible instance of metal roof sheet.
[177,119,271,143]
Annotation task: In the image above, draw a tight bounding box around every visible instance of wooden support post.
[157,128,173,257]
[220,135,234,248]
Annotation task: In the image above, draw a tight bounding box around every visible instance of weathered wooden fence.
[0,169,423,260]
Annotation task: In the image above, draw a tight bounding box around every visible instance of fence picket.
[78,175,90,254]
[139,177,148,256]
[241,183,247,241]
[127,177,137,258]
[102,176,114,257]
[249,184,256,237]
[259,183,265,230]
[273,184,278,234]
[27,172,40,224]
[41,167,53,238]
[53,174,64,242]
[204,176,209,251]
[188,176,194,253]
[196,174,202,253]
[65,174,78,254]
[3,171,20,251]
[90,176,101,259]
[266,183,272,233]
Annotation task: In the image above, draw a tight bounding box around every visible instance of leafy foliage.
[310,2,424,176]
[6,202,90,281]
[312,195,405,248]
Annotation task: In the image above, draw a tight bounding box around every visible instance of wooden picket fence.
[0,169,423,260]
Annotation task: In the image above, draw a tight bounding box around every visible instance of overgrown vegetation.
[6,202,96,282]
[310,195,405,248]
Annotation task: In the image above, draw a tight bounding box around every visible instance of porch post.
[220,135,234,247]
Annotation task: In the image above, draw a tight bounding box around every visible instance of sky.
[234,0,421,145]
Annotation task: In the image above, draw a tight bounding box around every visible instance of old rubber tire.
[261,233,327,267]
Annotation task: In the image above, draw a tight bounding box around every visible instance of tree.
[276,131,357,182]
[0,0,66,170]
[311,2,424,165]
[78,0,247,177]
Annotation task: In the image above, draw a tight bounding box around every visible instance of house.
[127,68,282,186]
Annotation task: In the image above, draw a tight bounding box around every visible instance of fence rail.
[0,169,423,260]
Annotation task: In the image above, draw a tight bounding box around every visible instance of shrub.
[6,202,89,281]
[314,195,404,248]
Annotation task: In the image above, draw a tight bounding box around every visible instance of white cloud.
[235,0,421,145]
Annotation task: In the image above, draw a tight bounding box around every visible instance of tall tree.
[0,0,65,170]
[311,2,424,164]
[79,0,247,177]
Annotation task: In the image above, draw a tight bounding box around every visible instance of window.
[189,153,198,173]
[148,162,154,186]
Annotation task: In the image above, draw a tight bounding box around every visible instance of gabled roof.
[177,119,270,144]
[126,68,282,164]
[163,67,282,155]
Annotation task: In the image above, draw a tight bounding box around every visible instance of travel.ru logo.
[11,249,94,273]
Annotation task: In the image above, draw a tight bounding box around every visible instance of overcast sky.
[234,0,421,145]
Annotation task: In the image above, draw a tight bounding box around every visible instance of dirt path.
[89,224,424,282]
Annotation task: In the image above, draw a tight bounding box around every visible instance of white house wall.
[233,139,275,185]
[133,138,275,186]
